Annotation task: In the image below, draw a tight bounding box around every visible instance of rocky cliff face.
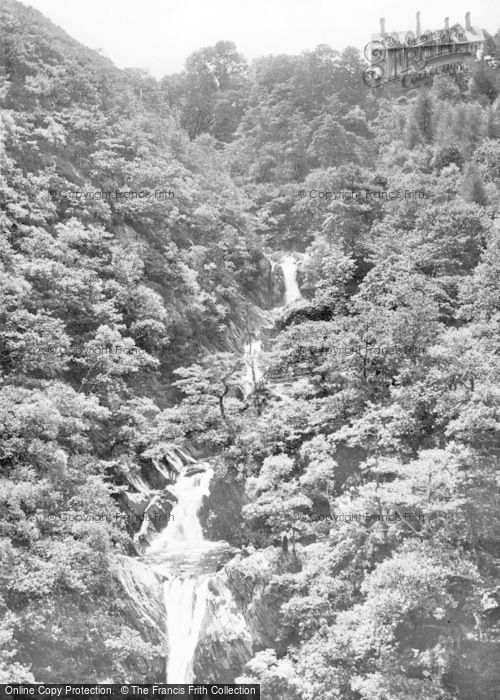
[115,555,166,680]
[199,469,248,547]
[248,254,286,309]
[115,447,198,552]
[194,548,292,680]
[193,576,254,680]
[223,549,289,651]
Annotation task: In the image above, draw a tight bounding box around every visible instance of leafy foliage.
[1,1,500,695]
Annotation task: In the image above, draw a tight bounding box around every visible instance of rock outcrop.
[223,549,286,650]
[115,555,167,680]
[199,469,248,547]
[115,446,196,551]
[193,547,291,680]
[193,576,254,681]
[252,254,286,309]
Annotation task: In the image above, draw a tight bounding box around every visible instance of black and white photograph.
[0,0,500,697]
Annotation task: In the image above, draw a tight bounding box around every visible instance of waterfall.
[243,337,263,396]
[119,252,307,679]
[242,253,302,395]
[281,254,302,305]
[149,468,212,554]
[147,467,216,682]
[163,576,209,683]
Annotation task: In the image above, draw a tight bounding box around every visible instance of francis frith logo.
[363,11,485,89]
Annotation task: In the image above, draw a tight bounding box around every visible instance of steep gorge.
[118,256,306,682]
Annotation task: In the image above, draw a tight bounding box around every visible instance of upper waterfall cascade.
[243,338,263,396]
[242,253,303,395]
[281,254,302,305]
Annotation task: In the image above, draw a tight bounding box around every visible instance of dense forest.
[1,0,500,697]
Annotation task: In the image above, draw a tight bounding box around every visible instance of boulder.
[122,491,151,516]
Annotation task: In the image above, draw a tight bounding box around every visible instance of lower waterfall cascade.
[147,467,220,682]
[163,573,210,683]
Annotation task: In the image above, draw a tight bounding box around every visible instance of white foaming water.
[148,468,214,682]
[243,338,263,395]
[163,575,209,683]
[149,468,212,554]
[281,255,302,305]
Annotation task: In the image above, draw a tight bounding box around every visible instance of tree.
[180,41,248,140]
[461,163,488,205]
[243,455,312,550]
[407,91,434,145]
[300,238,355,313]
